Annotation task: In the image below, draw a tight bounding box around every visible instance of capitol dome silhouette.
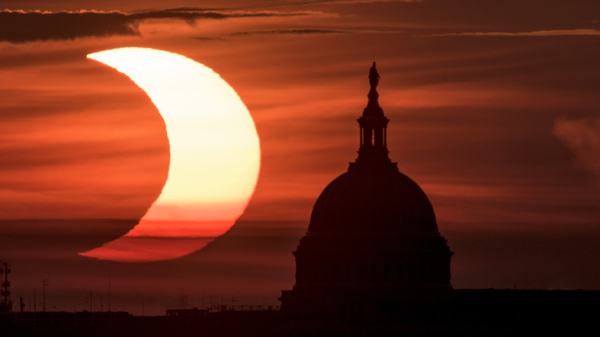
[280,63,453,318]
[308,166,438,234]
[308,63,437,235]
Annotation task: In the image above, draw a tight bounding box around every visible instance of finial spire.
[353,62,392,168]
[363,62,383,117]
[369,61,379,90]
[368,62,380,102]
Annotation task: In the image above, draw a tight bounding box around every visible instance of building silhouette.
[280,63,452,320]
[278,64,600,336]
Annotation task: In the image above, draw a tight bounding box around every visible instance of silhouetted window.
[370,264,376,282]
[357,264,364,283]
[359,126,363,146]
[426,263,432,283]
[383,264,390,281]
[333,265,340,283]
[345,265,352,282]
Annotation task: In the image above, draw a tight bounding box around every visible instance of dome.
[280,63,453,315]
[308,163,438,234]
[306,62,437,235]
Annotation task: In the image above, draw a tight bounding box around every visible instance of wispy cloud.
[554,117,600,177]
[230,28,351,36]
[260,0,420,6]
[430,29,600,37]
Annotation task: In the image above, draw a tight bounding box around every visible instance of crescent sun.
[79,47,261,262]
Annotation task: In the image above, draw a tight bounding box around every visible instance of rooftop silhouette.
[280,63,453,320]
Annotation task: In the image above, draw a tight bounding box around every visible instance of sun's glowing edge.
[79,47,261,262]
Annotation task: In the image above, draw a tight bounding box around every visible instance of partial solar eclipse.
[80,48,260,262]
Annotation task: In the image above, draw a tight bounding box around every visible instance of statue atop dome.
[357,62,389,165]
[367,62,381,104]
[369,61,380,90]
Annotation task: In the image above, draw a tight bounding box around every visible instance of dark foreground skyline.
[4,219,600,316]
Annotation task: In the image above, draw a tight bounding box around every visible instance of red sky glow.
[1,0,599,315]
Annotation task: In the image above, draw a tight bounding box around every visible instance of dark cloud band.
[0,11,136,42]
[0,9,307,43]
[230,29,350,36]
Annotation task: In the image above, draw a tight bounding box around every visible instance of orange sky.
[1,0,600,313]
[1,1,599,228]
